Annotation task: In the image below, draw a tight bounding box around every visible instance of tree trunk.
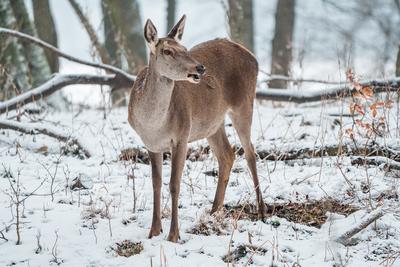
[166,0,176,32]
[102,0,146,72]
[10,0,51,87]
[102,0,146,106]
[396,45,400,77]
[270,0,295,89]
[32,0,59,73]
[17,0,67,110]
[101,0,121,67]
[0,0,30,101]
[228,0,254,52]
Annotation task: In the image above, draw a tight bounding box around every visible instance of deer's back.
[171,38,259,141]
[186,38,258,106]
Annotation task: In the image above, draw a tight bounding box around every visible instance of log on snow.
[0,73,133,114]
[256,78,400,103]
[335,208,385,246]
[351,156,400,172]
[0,119,92,158]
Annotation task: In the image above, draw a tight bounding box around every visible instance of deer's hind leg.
[229,104,266,220]
[207,125,235,213]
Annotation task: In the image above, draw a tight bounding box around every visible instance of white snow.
[1,98,399,266]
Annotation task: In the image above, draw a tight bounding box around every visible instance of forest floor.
[0,97,399,267]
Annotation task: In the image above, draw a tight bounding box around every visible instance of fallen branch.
[256,78,400,103]
[0,119,92,158]
[2,27,399,107]
[335,208,384,245]
[351,156,400,172]
[0,27,134,82]
[0,73,133,114]
[254,144,400,162]
[118,143,400,164]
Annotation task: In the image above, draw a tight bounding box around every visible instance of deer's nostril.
[196,64,206,75]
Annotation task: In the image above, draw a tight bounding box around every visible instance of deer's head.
[144,15,205,84]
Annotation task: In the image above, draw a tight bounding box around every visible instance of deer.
[128,15,266,243]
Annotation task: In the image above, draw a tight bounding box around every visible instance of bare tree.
[13,0,66,109]
[101,0,146,106]
[270,0,295,89]
[228,0,254,52]
[167,0,176,33]
[397,45,400,76]
[32,0,59,73]
[101,0,146,72]
[0,0,30,100]
[10,0,51,87]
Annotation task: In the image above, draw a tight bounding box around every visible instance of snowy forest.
[0,0,400,266]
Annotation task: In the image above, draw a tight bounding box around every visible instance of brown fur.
[128,16,265,242]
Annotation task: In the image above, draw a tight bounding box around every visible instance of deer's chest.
[129,116,173,153]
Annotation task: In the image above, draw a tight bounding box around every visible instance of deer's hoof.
[257,202,267,223]
[210,205,221,215]
[148,227,163,239]
[167,232,180,243]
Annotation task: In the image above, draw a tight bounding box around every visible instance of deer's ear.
[167,15,186,42]
[144,19,158,54]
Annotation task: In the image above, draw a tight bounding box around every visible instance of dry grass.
[226,199,358,228]
[111,240,143,257]
[188,209,231,236]
[222,244,268,264]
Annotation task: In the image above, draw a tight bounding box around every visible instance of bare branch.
[0,229,8,242]
[0,73,133,114]
[119,143,400,164]
[262,74,347,85]
[67,0,111,64]
[0,119,92,158]
[0,27,134,81]
[335,208,385,245]
[256,78,400,103]
[351,156,400,172]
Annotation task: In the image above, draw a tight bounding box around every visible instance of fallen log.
[0,73,133,114]
[0,119,92,158]
[256,79,400,103]
[334,208,385,246]
[118,144,400,164]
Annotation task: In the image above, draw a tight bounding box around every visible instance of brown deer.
[128,15,266,242]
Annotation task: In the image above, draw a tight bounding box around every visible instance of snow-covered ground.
[1,96,399,266]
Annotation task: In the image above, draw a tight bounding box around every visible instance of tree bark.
[228,0,254,52]
[396,45,400,77]
[101,0,120,68]
[32,0,59,73]
[0,27,135,81]
[10,0,51,87]
[102,0,146,106]
[166,0,176,33]
[270,0,295,89]
[68,0,111,65]
[102,0,146,72]
[0,0,30,100]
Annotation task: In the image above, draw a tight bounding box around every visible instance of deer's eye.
[163,49,172,56]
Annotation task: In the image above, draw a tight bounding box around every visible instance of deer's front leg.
[167,141,187,242]
[148,151,163,238]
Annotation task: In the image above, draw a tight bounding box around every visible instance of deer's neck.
[134,59,175,128]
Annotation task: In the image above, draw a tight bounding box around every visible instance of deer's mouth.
[187,73,201,83]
